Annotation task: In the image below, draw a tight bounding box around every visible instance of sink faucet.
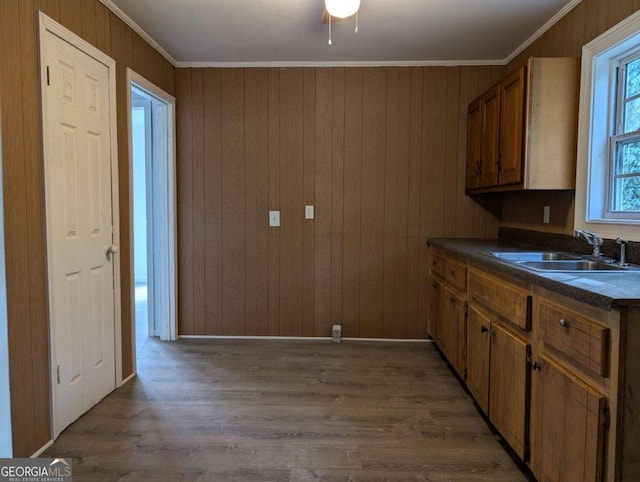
[574,229,604,257]
[616,236,629,266]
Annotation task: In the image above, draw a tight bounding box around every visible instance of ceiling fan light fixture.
[325,0,361,19]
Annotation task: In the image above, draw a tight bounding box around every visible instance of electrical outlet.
[305,205,314,220]
[269,211,280,227]
[332,324,342,343]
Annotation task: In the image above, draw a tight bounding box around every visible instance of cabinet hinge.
[46,66,50,86]
[523,443,531,462]
[602,404,610,429]
[464,304,468,317]
[463,368,467,380]
[526,353,532,366]
[56,365,61,384]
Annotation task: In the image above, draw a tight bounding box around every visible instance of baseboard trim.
[343,337,431,343]
[120,372,136,386]
[30,439,53,458]
[178,335,431,343]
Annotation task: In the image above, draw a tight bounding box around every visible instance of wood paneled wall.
[496,0,640,235]
[176,65,504,339]
[0,0,174,457]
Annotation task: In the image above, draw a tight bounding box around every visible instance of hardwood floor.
[44,339,529,481]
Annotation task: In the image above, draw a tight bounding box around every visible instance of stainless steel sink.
[486,251,635,272]
[519,260,625,271]
[489,252,579,262]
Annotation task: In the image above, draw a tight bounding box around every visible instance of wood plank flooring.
[43,340,529,481]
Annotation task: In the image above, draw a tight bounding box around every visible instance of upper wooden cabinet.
[466,99,482,190]
[499,68,526,186]
[480,85,501,188]
[466,57,580,193]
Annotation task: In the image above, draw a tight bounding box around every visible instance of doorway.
[127,69,177,368]
[39,13,121,438]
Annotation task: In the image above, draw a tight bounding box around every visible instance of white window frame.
[607,50,640,219]
[576,9,640,241]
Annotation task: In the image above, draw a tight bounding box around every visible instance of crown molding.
[99,0,582,69]
[175,59,506,68]
[98,0,177,66]
[504,0,582,65]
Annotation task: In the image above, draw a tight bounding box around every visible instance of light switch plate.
[269,211,280,227]
[543,205,550,224]
[305,205,314,220]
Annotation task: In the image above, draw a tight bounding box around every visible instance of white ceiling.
[107,0,578,65]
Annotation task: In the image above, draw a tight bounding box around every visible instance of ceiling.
[108,0,578,65]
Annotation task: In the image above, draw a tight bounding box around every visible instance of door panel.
[442,287,466,379]
[480,85,500,188]
[531,355,606,482]
[499,67,526,186]
[489,323,530,459]
[467,307,490,412]
[428,279,442,345]
[466,99,481,190]
[43,30,116,436]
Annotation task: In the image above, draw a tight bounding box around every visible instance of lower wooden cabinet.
[466,307,490,412]
[428,249,467,380]
[427,244,640,481]
[490,323,530,460]
[428,279,443,346]
[531,355,607,482]
[466,306,530,459]
[442,287,466,378]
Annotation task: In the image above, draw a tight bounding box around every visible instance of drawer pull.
[559,318,569,328]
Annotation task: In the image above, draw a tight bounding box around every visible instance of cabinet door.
[467,306,490,412]
[442,288,466,379]
[531,355,606,482]
[489,323,530,459]
[428,279,443,345]
[480,85,500,188]
[466,98,481,190]
[499,66,526,186]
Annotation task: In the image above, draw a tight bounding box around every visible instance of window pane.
[626,58,640,98]
[624,97,640,132]
[613,176,640,211]
[615,138,640,175]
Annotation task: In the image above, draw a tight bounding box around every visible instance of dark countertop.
[428,238,640,311]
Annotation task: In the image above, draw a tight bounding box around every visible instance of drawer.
[430,251,446,278]
[445,258,467,292]
[539,300,609,378]
[469,269,531,331]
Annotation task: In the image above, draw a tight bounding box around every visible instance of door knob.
[105,244,119,257]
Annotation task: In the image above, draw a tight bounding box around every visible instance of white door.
[42,29,117,436]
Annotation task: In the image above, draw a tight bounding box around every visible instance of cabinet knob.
[558,318,569,328]
[480,326,488,334]
[533,361,541,371]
